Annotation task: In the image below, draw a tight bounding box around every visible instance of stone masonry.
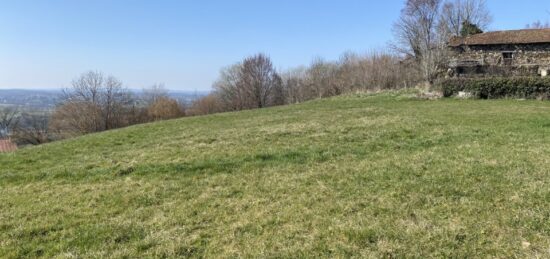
[448,29,550,77]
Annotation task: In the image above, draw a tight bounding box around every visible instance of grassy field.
[2,91,550,257]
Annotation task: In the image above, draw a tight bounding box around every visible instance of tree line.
[7,0,545,145]
[187,0,494,115]
[187,51,420,116]
[0,0,494,144]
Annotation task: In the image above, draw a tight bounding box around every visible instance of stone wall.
[449,43,550,77]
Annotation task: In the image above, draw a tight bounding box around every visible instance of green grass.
[2,91,550,257]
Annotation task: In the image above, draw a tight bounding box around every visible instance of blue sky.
[0,0,549,91]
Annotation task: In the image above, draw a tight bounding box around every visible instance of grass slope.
[2,92,550,257]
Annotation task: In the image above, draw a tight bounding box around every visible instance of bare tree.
[306,57,339,98]
[393,0,446,84]
[526,20,550,29]
[213,63,247,111]
[52,71,134,135]
[102,76,133,130]
[213,54,283,110]
[240,54,283,108]
[12,113,51,145]
[196,48,423,116]
[50,102,103,136]
[142,83,169,105]
[393,0,491,84]
[336,52,363,93]
[440,0,492,37]
[67,71,104,104]
[0,107,20,138]
[278,50,420,105]
[281,66,309,104]
[60,71,105,132]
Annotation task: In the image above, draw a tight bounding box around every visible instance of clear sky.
[1,0,549,91]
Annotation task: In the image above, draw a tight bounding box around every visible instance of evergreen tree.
[461,20,483,36]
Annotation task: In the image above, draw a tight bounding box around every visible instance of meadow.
[2,91,550,257]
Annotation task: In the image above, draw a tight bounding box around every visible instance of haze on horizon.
[1,0,548,91]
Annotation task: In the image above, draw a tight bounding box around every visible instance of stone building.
[447,28,550,77]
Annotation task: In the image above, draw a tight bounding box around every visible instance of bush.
[187,94,224,116]
[146,97,185,121]
[439,77,550,99]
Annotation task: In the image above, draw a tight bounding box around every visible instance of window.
[502,52,514,66]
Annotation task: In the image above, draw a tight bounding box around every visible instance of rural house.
[448,28,550,78]
[0,138,17,153]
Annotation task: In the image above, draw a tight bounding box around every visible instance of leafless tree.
[440,0,492,36]
[335,52,363,93]
[526,20,550,29]
[213,54,283,110]
[240,54,283,108]
[12,113,51,145]
[336,51,399,92]
[197,49,423,116]
[60,71,105,132]
[0,107,19,138]
[393,0,490,84]
[306,57,339,98]
[281,66,309,104]
[142,83,169,105]
[66,71,104,104]
[50,102,103,136]
[280,51,421,105]
[52,71,134,135]
[213,63,247,111]
[393,0,446,84]
[102,76,133,130]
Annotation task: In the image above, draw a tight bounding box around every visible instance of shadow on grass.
[131,149,334,178]
[0,148,336,184]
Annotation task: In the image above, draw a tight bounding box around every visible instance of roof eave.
[449,41,550,47]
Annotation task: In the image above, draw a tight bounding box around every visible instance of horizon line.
[0,87,212,93]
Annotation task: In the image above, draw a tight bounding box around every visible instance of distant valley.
[0,89,60,110]
[0,89,209,110]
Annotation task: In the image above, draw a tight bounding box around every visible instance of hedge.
[438,77,550,99]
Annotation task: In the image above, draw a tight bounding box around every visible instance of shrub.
[439,77,550,99]
[146,97,185,121]
[187,94,224,116]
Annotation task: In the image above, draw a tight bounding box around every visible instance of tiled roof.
[449,29,550,47]
[0,139,17,153]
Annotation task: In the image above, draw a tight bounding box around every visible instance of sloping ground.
[2,92,550,257]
